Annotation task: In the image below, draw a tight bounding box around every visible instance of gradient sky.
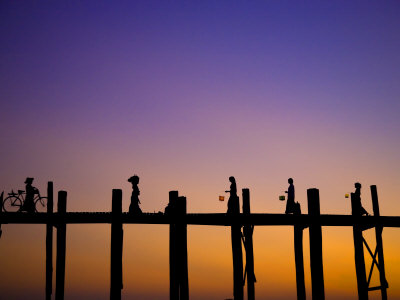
[1,1,400,299]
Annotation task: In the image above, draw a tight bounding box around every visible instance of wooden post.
[55,191,67,300]
[0,191,3,238]
[294,203,306,300]
[307,188,325,300]
[242,188,255,300]
[46,182,54,300]
[370,185,388,300]
[231,194,243,300]
[177,196,189,300]
[351,193,368,300]
[169,191,179,300]
[110,189,123,300]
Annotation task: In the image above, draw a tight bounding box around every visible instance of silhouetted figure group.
[127,176,370,216]
[128,175,142,214]
[11,175,370,217]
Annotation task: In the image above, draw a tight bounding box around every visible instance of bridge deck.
[1,212,400,227]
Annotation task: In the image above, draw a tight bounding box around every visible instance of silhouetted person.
[354,182,369,216]
[226,176,239,214]
[21,177,38,213]
[285,178,295,214]
[128,175,142,214]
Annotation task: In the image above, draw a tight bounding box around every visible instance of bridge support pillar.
[169,191,179,300]
[56,191,67,300]
[307,188,325,300]
[110,189,123,300]
[370,185,388,300]
[294,205,306,300]
[231,194,243,300]
[242,188,255,300]
[351,192,368,300]
[169,191,189,300]
[46,182,54,300]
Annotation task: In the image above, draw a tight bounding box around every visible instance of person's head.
[355,182,361,189]
[128,175,139,185]
[25,177,34,185]
[288,178,293,184]
[229,176,236,183]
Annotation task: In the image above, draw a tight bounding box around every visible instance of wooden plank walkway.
[2,211,400,227]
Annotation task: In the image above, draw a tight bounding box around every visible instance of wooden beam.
[294,202,306,300]
[370,185,388,300]
[55,191,67,300]
[307,188,325,300]
[2,212,400,228]
[242,188,255,300]
[177,196,189,300]
[46,182,54,300]
[110,189,123,300]
[351,193,368,300]
[230,194,243,300]
[169,191,179,300]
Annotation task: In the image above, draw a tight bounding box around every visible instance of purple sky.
[1,1,400,299]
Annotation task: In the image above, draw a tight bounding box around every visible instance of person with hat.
[128,175,142,214]
[22,177,38,213]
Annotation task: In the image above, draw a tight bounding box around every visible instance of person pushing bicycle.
[21,177,39,213]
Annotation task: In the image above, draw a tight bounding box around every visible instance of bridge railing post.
[370,185,388,300]
[351,192,368,300]
[0,191,3,237]
[307,188,325,300]
[231,193,243,300]
[177,195,189,300]
[294,204,306,300]
[169,191,179,300]
[242,188,255,300]
[46,182,54,300]
[110,189,123,300]
[55,191,67,300]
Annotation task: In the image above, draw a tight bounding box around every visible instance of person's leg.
[285,200,290,214]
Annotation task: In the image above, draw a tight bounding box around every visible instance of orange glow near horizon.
[1,220,400,299]
[2,1,400,299]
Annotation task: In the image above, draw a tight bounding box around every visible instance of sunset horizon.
[1,1,400,299]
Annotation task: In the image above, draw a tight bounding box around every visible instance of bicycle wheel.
[35,197,47,213]
[3,196,23,212]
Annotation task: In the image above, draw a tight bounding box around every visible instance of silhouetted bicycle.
[2,189,47,212]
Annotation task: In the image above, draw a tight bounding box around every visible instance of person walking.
[354,182,369,216]
[128,175,142,214]
[285,178,295,214]
[226,176,239,214]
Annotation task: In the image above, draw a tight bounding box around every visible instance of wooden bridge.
[0,182,397,300]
